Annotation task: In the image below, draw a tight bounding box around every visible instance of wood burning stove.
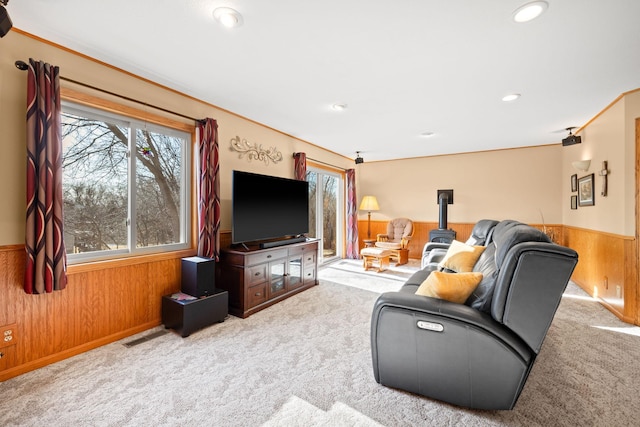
[429,190,456,243]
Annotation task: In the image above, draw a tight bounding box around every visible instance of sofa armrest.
[421,242,451,268]
[371,292,532,361]
[370,291,534,409]
[422,242,450,255]
[424,248,447,265]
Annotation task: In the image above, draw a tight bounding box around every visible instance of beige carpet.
[1,266,639,426]
[316,258,421,293]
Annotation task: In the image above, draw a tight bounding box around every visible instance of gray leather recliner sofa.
[371,220,578,410]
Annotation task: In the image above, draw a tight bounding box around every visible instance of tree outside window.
[61,103,190,261]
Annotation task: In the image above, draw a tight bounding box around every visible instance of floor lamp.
[359,195,379,239]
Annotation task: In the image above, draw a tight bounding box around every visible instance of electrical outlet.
[0,324,17,349]
[603,276,608,290]
[616,286,622,299]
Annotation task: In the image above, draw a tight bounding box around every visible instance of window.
[61,102,191,263]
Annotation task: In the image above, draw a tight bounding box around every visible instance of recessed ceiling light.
[502,93,521,102]
[513,1,548,23]
[332,103,348,111]
[420,132,435,137]
[213,7,243,28]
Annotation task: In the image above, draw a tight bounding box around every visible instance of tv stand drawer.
[247,249,287,266]
[303,266,316,284]
[247,283,267,308]
[247,264,267,286]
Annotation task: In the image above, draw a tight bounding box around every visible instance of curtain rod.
[15,60,203,124]
[294,153,349,171]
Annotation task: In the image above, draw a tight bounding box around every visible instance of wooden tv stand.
[217,239,319,318]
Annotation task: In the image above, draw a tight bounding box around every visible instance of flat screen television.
[232,170,309,245]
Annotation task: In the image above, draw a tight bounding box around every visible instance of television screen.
[232,170,309,244]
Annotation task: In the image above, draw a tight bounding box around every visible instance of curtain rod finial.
[15,60,28,71]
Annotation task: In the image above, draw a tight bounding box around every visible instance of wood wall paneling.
[1,221,638,380]
[624,239,638,325]
[0,246,188,381]
[357,220,472,259]
[636,116,640,326]
[356,220,563,259]
[564,226,636,324]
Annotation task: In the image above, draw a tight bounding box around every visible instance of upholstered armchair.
[375,218,414,250]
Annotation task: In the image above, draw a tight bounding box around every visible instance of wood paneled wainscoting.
[0,245,193,381]
[357,220,564,261]
[358,220,638,324]
[564,226,638,325]
[1,224,636,380]
[358,220,474,259]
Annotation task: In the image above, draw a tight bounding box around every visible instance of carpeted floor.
[1,262,639,426]
[316,258,420,293]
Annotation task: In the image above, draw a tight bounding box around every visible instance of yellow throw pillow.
[415,271,484,304]
[438,240,486,272]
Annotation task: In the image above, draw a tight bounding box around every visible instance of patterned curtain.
[293,152,306,180]
[24,59,67,294]
[345,168,359,259]
[197,118,221,261]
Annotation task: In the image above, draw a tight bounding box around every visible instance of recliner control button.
[417,321,444,332]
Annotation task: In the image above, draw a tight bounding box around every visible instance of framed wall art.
[571,195,578,210]
[578,174,595,206]
[571,174,577,192]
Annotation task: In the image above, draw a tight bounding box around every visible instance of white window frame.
[62,101,192,264]
[308,166,344,264]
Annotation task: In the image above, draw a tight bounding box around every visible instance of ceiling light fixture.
[513,1,548,23]
[213,7,243,28]
[502,93,521,102]
[332,103,348,111]
[420,132,435,137]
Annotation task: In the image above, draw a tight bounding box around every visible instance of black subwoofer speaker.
[181,256,216,297]
[0,6,12,38]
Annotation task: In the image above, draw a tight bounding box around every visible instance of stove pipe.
[438,193,449,230]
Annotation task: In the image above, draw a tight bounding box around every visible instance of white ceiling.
[7,0,640,162]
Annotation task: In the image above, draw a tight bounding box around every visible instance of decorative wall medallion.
[229,136,283,165]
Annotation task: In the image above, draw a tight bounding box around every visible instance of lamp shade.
[359,196,379,211]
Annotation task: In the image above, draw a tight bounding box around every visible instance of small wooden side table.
[363,239,376,248]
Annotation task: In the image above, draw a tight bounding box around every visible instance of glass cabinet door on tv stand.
[269,259,287,298]
[287,254,303,290]
[268,254,304,297]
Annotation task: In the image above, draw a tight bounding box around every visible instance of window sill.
[67,248,198,275]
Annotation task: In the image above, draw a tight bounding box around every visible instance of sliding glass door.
[307,168,343,264]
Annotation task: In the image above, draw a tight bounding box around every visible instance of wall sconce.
[359,195,379,239]
[572,159,591,172]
